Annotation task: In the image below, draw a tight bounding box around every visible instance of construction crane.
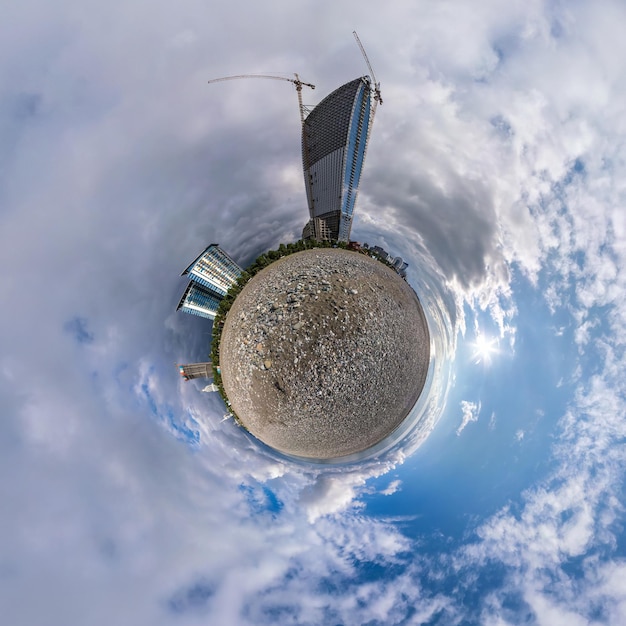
[207,73,315,126]
[352,30,382,182]
[353,31,383,107]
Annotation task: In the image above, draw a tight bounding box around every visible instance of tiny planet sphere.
[219,249,430,460]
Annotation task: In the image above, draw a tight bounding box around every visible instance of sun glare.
[472,333,499,365]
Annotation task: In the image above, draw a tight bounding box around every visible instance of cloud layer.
[3,0,626,624]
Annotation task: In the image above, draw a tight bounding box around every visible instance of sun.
[471,333,499,365]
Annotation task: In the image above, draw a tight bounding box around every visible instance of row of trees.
[244,238,351,276]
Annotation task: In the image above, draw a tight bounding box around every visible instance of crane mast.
[352,31,382,181]
[208,71,316,226]
[352,31,383,106]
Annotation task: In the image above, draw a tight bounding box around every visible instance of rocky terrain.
[219,249,430,459]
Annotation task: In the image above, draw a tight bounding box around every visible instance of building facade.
[370,246,408,278]
[301,76,374,242]
[181,244,242,297]
[176,282,223,319]
[176,244,242,320]
[178,362,213,381]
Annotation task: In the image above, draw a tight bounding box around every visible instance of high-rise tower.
[301,76,374,242]
[176,244,242,319]
[181,244,242,297]
[176,281,223,319]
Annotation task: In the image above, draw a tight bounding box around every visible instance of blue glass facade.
[339,83,371,241]
[182,244,242,296]
[176,282,223,319]
[302,77,374,242]
[177,244,242,319]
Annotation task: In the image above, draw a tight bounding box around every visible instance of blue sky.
[2,0,626,624]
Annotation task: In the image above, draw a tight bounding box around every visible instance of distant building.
[370,246,408,278]
[176,281,222,319]
[371,245,390,261]
[177,244,242,319]
[178,362,213,381]
[393,256,408,272]
[301,77,375,242]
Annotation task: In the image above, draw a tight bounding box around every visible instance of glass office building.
[176,244,242,320]
[181,244,242,296]
[176,282,223,319]
[301,76,374,242]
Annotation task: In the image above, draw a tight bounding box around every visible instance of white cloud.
[457,400,481,436]
[299,474,368,522]
[3,0,626,624]
[380,479,402,496]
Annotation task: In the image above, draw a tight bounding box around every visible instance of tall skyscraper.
[301,76,375,242]
[176,244,242,319]
[176,282,223,319]
[181,244,242,297]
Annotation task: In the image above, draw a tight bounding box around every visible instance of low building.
[370,245,390,261]
[369,246,408,278]
[178,362,213,381]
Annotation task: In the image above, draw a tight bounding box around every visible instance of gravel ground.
[220,249,430,459]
